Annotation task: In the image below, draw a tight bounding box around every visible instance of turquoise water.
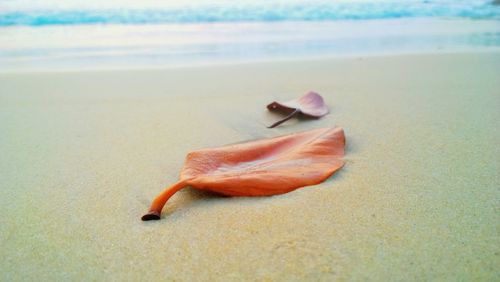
[1,0,499,26]
[0,1,499,71]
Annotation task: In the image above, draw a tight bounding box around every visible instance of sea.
[1,0,499,71]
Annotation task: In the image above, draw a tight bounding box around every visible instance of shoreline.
[1,48,500,74]
[1,17,499,73]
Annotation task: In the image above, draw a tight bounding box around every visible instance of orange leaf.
[267,91,329,128]
[142,127,345,220]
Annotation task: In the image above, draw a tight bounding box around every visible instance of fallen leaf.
[142,127,345,220]
[267,91,329,128]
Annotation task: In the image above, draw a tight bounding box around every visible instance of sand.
[0,52,499,281]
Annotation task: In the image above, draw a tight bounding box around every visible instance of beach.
[1,51,499,280]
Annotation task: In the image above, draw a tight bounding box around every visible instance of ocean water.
[0,0,499,71]
[1,0,499,26]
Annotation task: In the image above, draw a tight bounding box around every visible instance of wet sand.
[0,52,499,280]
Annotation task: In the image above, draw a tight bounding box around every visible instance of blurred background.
[1,0,499,71]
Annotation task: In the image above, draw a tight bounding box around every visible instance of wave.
[1,1,499,26]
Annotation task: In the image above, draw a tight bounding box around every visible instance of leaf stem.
[141,180,187,221]
[268,109,300,128]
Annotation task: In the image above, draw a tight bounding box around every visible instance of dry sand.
[1,52,499,281]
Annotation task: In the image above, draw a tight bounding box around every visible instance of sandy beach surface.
[1,52,499,281]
